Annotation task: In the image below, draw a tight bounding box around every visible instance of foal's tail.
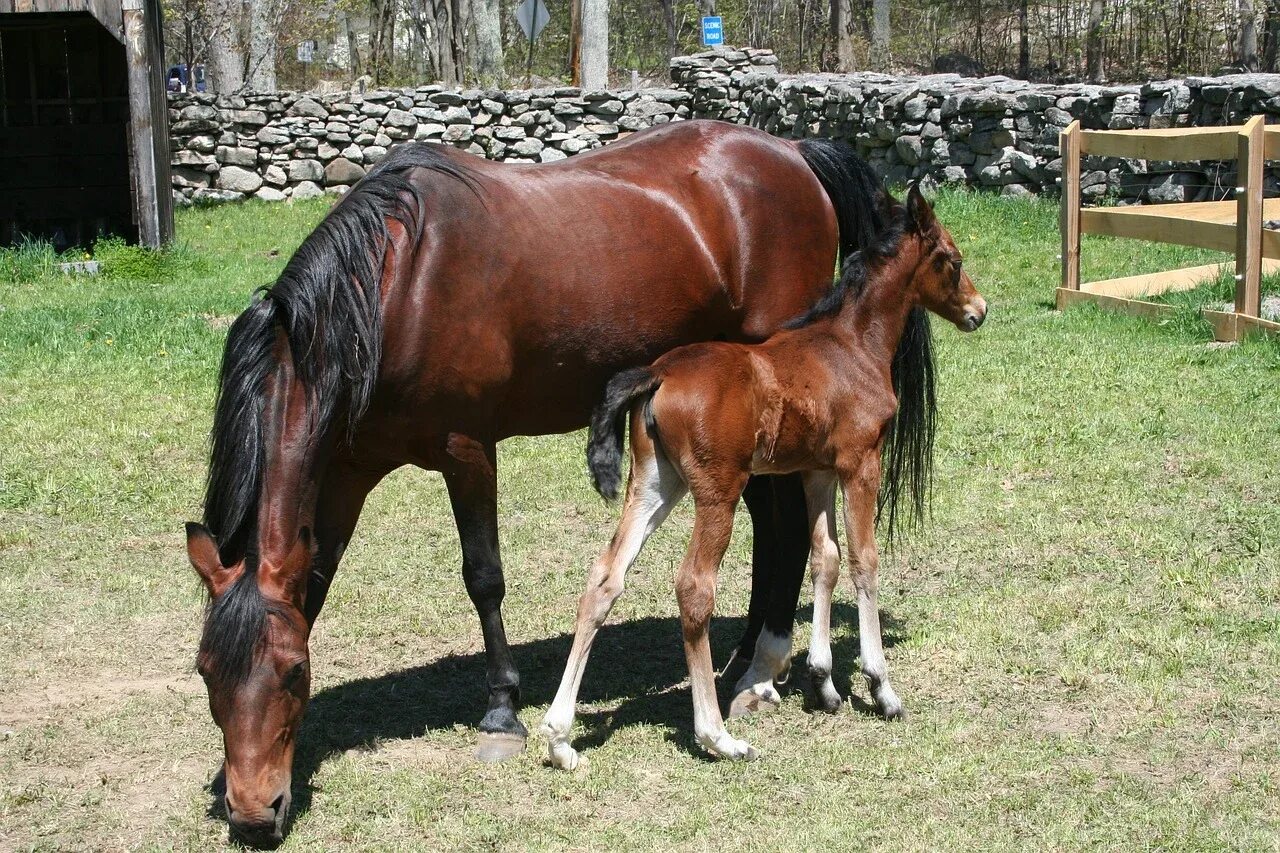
[587,367,662,501]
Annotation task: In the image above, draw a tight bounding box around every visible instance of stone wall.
[168,47,1280,204]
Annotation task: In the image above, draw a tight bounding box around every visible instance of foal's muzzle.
[961,299,988,332]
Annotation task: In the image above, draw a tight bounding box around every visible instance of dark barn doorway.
[0,14,133,248]
[0,0,171,250]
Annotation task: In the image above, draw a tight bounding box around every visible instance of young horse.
[541,186,986,768]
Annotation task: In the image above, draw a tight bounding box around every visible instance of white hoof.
[548,739,583,770]
[698,730,760,761]
[728,682,781,718]
[875,685,906,720]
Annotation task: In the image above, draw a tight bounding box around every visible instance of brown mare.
[541,186,986,768]
[184,120,891,845]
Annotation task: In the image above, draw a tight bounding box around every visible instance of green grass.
[1,191,1278,851]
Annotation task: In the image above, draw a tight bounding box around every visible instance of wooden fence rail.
[1057,117,1280,341]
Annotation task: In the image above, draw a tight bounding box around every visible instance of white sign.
[297,40,316,63]
[514,0,549,41]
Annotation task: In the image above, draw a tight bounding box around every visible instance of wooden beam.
[1079,126,1241,161]
[1235,115,1264,318]
[1055,287,1179,320]
[1059,120,1081,302]
[1081,206,1239,253]
[122,0,165,248]
[1080,258,1280,299]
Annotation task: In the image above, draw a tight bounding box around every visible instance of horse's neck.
[252,358,325,602]
[831,255,917,365]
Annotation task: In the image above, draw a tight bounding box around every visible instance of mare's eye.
[283,661,309,689]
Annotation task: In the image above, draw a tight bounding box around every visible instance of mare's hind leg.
[442,435,527,762]
[729,475,810,716]
[841,457,904,719]
[679,489,757,760]
[541,422,686,770]
[801,472,843,713]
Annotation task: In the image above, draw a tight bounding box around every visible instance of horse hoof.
[729,687,780,719]
[876,690,907,721]
[474,732,526,763]
[813,687,843,714]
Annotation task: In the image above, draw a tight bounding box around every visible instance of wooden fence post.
[123,0,163,248]
[1235,114,1264,321]
[1059,120,1082,307]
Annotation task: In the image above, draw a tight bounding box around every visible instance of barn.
[0,0,172,249]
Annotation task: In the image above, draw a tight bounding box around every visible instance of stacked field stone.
[169,46,1280,204]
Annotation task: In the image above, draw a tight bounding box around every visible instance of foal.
[541,187,986,768]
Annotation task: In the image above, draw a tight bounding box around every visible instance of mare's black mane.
[199,143,477,686]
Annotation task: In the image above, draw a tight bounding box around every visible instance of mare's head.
[187,522,314,848]
[897,184,987,331]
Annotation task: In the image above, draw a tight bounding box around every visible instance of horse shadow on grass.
[207,602,904,839]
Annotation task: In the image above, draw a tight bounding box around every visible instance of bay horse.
[541,186,986,768]
[184,120,889,846]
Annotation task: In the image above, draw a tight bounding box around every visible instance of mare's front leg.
[442,434,527,762]
[679,491,758,760]
[541,429,686,770]
[842,456,905,719]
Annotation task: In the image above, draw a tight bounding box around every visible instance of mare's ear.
[907,182,937,234]
[186,522,238,598]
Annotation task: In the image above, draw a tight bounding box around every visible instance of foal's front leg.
[730,471,838,716]
[842,458,905,719]
[541,436,685,770]
[801,471,844,713]
[678,494,758,760]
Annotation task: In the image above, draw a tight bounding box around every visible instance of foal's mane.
[199,144,478,685]
[788,198,938,544]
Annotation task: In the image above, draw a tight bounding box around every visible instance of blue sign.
[701,16,724,46]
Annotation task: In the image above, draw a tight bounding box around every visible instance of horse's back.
[375,121,840,442]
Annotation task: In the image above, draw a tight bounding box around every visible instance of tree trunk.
[1017,0,1029,78]
[434,0,459,85]
[206,0,244,94]
[658,0,678,59]
[1263,0,1280,71]
[829,0,855,71]
[1085,0,1105,81]
[345,13,362,78]
[869,0,889,71]
[472,0,504,82]
[1239,0,1260,69]
[246,0,277,91]
[580,0,608,89]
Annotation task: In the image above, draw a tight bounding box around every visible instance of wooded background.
[162,0,1280,93]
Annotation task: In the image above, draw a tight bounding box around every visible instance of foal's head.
[897,184,987,331]
[187,523,314,847]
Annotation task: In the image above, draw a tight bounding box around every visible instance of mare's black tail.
[797,138,888,263]
[587,367,662,501]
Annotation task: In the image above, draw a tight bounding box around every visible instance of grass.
[1,190,1278,851]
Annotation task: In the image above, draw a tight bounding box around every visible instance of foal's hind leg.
[679,490,757,760]
[541,428,686,770]
[841,458,904,719]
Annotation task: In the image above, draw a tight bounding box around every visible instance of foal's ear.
[906,183,937,234]
[186,522,237,598]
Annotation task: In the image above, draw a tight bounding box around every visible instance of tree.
[206,0,245,92]
[1238,0,1259,68]
[246,0,279,90]
[473,0,504,82]
[1085,0,1105,81]
[1017,0,1030,77]
[581,0,609,88]
[870,0,890,70]
[829,0,856,71]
